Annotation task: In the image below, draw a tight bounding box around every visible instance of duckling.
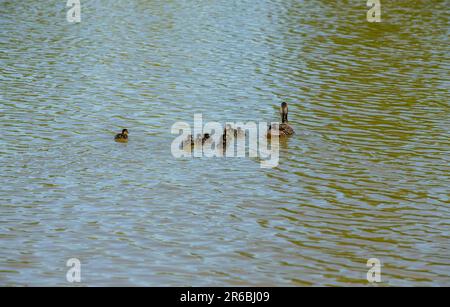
[192,133,211,146]
[224,124,234,136]
[194,133,203,145]
[234,127,245,138]
[202,133,211,145]
[114,129,129,143]
[268,102,295,137]
[182,134,195,148]
[222,128,228,147]
[222,124,233,146]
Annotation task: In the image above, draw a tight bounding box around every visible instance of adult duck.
[268,102,294,137]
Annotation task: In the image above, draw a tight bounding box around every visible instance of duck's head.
[122,129,129,135]
[280,102,288,123]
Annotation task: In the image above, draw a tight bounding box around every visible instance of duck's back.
[280,123,295,136]
[268,123,295,137]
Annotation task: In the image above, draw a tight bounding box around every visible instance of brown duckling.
[184,133,211,148]
[222,125,245,144]
[202,133,211,145]
[114,129,129,143]
[234,127,245,137]
[182,134,195,148]
[222,125,233,146]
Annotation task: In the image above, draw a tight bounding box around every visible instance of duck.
[114,129,129,143]
[268,102,295,137]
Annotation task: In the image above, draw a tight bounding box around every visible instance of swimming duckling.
[222,128,228,147]
[268,102,295,137]
[234,127,245,138]
[182,134,195,148]
[202,133,211,145]
[194,133,202,145]
[222,125,233,146]
[114,129,129,143]
[191,133,212,146]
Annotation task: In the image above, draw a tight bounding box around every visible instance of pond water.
[0,0,449,286]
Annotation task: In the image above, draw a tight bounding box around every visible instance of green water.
[0,0,449,286]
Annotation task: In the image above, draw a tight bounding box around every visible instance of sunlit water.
[0,0,449,286]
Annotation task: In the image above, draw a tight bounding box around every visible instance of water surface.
[0,0,449,286]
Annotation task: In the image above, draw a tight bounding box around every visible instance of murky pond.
[0,0,449,286]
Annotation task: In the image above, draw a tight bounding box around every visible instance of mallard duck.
[268,102,294,137]
[114,129,129,143]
